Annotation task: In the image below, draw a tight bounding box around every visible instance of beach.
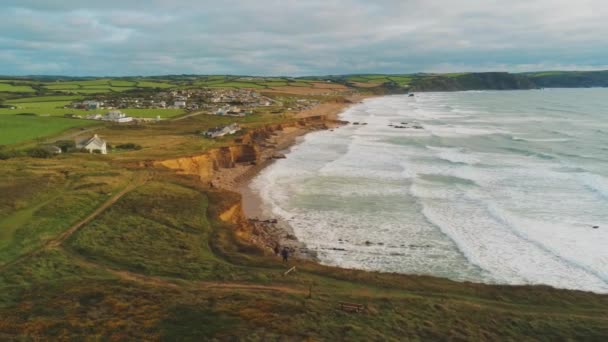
[248,89,608,293]
[204,96,367,259]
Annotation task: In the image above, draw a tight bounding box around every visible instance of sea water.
[251,89,608,293]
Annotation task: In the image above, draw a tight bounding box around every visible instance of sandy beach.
[209,96,367,259]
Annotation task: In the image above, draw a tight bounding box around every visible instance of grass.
[7,101,73,109]
[0,83,36,93]
[0,115,99,145]
[120,108,185,118]
[66,181,256,281]
[4,95,83,103]
[0,159,130,264]
[1,174,606,339]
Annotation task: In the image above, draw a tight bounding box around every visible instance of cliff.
[409,72,536,91]
[155,116,334,184]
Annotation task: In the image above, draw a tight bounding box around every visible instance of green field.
[5,95,84,103]
[38,79,176,94]
[0,115,99,145]
[0,83,36,93]
[0,106,90,117]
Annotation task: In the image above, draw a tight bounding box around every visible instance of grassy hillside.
[0,78,607,339]
[0,162,606,340]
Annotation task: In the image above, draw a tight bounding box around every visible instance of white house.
[77,134,107,154]
[203,123,241,138]
[103,110,133,123]
[174,100,187,108]
[83,100,102,110]
[86,113,103,120]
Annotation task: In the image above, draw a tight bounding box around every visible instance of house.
[103,110,133,123]
[174,100,187,108]
[77,134,107,154]
[202,123,241,138]
[83,100,102,110]
[86,113,103,120]
[41,145,62,154]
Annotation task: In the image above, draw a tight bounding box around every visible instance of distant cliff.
[524,70,608,88]
[408,72,536,91]
[322,71,608,93]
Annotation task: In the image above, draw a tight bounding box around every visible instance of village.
[70,88,278,113]
[64,87,320,124]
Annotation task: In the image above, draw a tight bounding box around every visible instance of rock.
[592,225,599,229]
[365,241,372,246]
[272,153,286,159]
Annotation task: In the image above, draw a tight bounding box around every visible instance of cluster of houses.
[65,110,140,123]
[202,123,241,138]
[69,88,277,116]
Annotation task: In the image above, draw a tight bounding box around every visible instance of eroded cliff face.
[157,144,258,182]
[154,117,333,183]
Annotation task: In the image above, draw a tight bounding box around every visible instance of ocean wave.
[577,172,608,200]
[511,136,571,143]
[502,147,555,160]
[426,145,481,165]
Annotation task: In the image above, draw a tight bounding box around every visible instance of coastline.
[214,95,368,259]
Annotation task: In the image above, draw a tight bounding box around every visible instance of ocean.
[250,89,608,293]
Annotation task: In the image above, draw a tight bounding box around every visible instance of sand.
[210,95,369,259]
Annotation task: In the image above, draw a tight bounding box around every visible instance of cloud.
[0,0,607,75]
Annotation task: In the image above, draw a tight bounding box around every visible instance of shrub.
[115,143,142,150]
[27,148,53,159]
[0,149,20,160]
[55,140,76,152]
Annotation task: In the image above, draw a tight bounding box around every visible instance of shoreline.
[212,95,369,259]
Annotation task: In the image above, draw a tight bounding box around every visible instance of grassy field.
[39,79,175,94]
[0,115,99,145]
[0,83,36,93]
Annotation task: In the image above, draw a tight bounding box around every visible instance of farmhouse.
[103,110,133,123]
[83,100,102,109]
[202,123,241,138]
[77,134,107,154]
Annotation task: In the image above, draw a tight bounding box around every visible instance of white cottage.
[77,134,107,154]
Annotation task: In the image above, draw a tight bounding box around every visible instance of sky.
[1,0,607,76]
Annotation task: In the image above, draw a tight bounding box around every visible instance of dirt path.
[170,110,207,121]
[61,246,307,295]
[0,173,147,272]
[49,175,147,247]
[46,126,102,144]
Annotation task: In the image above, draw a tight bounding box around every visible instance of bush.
[55,140,76,153]
[115,143,142,150]
[27,148,53,159]
[0,149,20,160]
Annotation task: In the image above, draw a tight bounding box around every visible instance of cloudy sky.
[1,0,607,76]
